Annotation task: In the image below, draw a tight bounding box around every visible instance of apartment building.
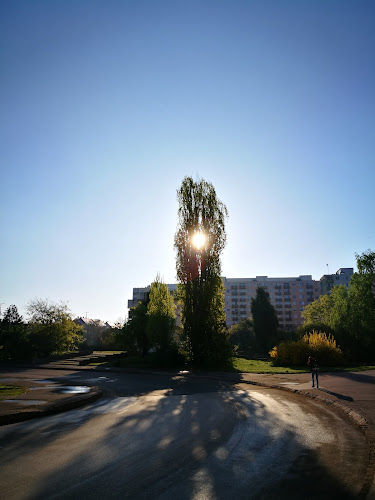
[127,284,178,309]
[320,268,353,295]
[223,275,320,330]
[129,275,320,331]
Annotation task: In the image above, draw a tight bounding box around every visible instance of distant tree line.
[0,299,84,361]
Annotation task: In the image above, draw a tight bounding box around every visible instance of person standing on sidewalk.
[307,356,319,388]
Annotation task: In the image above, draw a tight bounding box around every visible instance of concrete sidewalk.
[0,373,103,425]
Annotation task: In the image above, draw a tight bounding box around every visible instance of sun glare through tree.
[191,232,206,250]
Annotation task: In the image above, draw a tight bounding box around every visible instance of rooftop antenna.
[326,264,329,275]
[85,312,89,321]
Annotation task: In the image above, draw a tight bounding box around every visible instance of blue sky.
[1,0,374,323]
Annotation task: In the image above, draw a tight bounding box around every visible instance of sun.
[192,232,206,250]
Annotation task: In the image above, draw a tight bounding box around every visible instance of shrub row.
[270,331,343,367]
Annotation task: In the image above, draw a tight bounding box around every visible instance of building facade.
[320,268,353,295]
[223,276,321,330]
[128,284,181,326]
[128,284,178,309]
[129,275,321,331]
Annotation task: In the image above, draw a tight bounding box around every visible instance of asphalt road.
[0,370,369,499]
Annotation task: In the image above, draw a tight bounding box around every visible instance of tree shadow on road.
[0,371,367,500]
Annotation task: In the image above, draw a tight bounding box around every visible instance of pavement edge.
[0,386,103,426]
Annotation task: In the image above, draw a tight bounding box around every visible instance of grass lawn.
[229,358,375,374]
[92,350,124,355]
[87,354,375,374]
[0,384,28,400]
[229,358,307,374]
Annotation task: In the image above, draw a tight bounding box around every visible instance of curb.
[0,387,103,426]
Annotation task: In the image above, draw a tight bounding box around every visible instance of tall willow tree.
[174,176,231,367]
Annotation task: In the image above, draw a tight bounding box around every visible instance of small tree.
[346,250,375,359]
[174,176,231,367]
[27,299,84,357]
[302,294,334,326]
[118,301,149,356]
[0,305,31,361]
[101,324,122,349]
[251,286,278,355]
[228,319,255,355]
[2,305,23,324]
[301,249,375,361]
[147,275,176,353]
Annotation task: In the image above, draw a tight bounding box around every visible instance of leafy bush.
[229,319,256,357]
[270,330,343,366]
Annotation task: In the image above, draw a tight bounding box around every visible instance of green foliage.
[147,275,176,318]
[2,304,23,324]
[230,357,308,374]
[27,299,84,357]
[276,328,301,343]
[302,294,334,325]
[117,277,182,366]
[174,176,232,367]
[0,384,28,400]
[117,301,149,356]
[229,319,255,355]
[250,286,278,355]
[302,249,375,361]
[270,330,343,366]
[356,249,375,274]
[298,322,331,337]
[345,251,375,359]
[0,305,31,361]
[100,328,118,349]
[147,275,176,352]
